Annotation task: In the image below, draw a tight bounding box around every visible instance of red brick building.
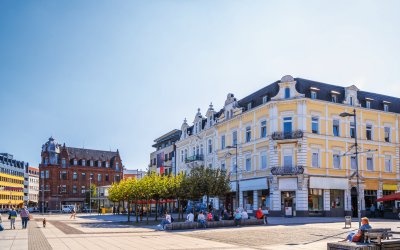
[39,137,123,211]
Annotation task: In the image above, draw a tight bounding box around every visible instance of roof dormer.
[344,85,360,106]
[272,75,304,100]
[180,118,189,139]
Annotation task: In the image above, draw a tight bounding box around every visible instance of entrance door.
[281,191,296,216]
[351,187,358,218]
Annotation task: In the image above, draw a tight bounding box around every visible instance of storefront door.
[281,191,296,216]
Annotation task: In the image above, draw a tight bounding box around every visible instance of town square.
[1,1,400,249]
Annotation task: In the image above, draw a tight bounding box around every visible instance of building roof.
[66,147,119,161]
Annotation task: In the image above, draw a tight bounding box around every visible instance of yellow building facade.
[214,75,399,217]
[0,153,26,209]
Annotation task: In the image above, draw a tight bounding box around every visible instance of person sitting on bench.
[341,217,372,242]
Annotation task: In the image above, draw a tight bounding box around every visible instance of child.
[43,218,46,228]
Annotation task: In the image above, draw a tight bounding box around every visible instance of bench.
[364,228,392,244]
[327,241,380,250]
[164,218,264,230]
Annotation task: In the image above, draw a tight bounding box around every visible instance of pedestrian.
[234,209,242,226]
[112,206,116,215]
[186,211,194,222]
[98,207,102,216]
[9,207,17,229]
[69,207,76,219]
[379,204,384,218]
[158,211,172,230]
[197,211,206,228]
[370,204,376,218]
[0,213,4,231]
[20,206,30,229]
[222,210,230,220]
[255,207,264,223]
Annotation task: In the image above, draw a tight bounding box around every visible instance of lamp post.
[340,109,361,228]
[226,145,239,209]
[89,177,92,214]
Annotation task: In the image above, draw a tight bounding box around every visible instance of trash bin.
[344,216,351,228]
[101,208,106,214]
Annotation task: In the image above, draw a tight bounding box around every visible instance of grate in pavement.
[49,221,84,234]
[28,221,52,250]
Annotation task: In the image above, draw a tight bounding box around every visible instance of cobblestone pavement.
[1,214,400,249]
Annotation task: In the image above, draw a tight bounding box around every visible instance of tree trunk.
[146,200,149,224]
[135,201,139,223]
[127,200,131,222]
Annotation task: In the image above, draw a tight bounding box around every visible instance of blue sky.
[1,1,399,170]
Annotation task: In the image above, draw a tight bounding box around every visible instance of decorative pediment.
[271,75,304,100]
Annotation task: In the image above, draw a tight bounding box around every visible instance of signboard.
[271,166,304,176]
[285,207,292,216]
[156,152,165,174]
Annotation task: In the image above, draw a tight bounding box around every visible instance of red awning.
[131,199,176,205]
[376,192,400,202]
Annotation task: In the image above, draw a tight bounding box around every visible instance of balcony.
[271,130,303,140]
[271,165,304,176]
[185,154,204,163]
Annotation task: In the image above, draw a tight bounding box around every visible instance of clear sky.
[1,1,399,170]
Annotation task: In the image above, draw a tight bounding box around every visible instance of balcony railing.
[271,165,304,176]
[271,130,303,140]
[185,154,204,163]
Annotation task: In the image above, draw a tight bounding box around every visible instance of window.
[181,150,184,162]
[45,184,50,191]
[285,87,290,98]
[283,155,293,168]
[81,173,86,181]
[221,162,226,171]
[73,172,77,180]
[81,186,86,194]
[98,173,102,182]
[208,139,212,154]
[72,185,77,194]
[60,171,67,180]
[367,156,373,171]
[45,170,49,179]
[350,122,355,138]
[61,158,66,168]
[351,156,356,170]
[105,174,109,182]
[231,158,237,173]
[61,185,66,193]
[221,135,225,149]
[330,190,344,208]
[82,160,86,166]
[384,104,389,112]
[114,174,120,182]
[366,124,372,140]
[106,162,109,168]
[311,117,319,134]
[283,117,292,134]
[246,126,251,142]
[232,131,237,146]
[90,160,94,167]
[260,151,267,169]
[331,95,337,103]
[40,171,44,178]
[309,189,323,212]
[90,173,94,180]
[333,119,340,136]
[366,101,371,109]
[349,96,354,106]
[116,162,119,170]
[385,156,392,172]
[311,91,317,99]
[260,121,267,138]
[384,127,390,142]
[200,145,203,155]
[97,161,101,167]
[247,102,252,110]
[262,96,267,104]
[73,159,77,165]
[333,153,341,169]
[312,151,319,168]
[44,157,48,165]
[245,156,251,171]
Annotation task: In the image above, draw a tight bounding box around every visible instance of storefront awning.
[383,184,398,191]
[377,192,400,202]
[310,177,348,190]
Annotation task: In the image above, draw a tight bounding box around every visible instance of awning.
[383,184,398,191]
[309,177,348,190]
[376,192,400,202]
[240,178,267,191]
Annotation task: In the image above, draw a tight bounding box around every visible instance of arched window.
[285,87,290,98]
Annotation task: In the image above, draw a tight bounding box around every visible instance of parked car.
[61,205,76,213]
[28,207,40,213]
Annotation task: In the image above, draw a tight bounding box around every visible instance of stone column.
[239,190,244,209]
[323,190,331,211]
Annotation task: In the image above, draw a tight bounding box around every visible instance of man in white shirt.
[186,212,194,222]
[159,212,172,230]
[197,211,206,228]
[241,210,249,220]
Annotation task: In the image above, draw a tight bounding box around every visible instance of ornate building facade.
[165,75,400,217]
[39,137,123,211]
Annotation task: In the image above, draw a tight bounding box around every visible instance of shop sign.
[271,166,304,176]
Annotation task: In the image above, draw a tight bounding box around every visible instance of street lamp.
[89,177,92,214]
[340,109,361,228]
[226,145,239,209]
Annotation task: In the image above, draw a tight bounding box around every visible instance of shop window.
[308,189,323,212]
[364,190,377,209]
[330,190,344,208]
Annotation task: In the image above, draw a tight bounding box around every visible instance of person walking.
[69,207,76,219]
[0,213,5,231]
[370,204,376,218]
[20,206,30,229]
[9,208,17,229]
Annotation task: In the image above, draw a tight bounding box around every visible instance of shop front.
[239,177,268,214]
[309,176,349,217]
